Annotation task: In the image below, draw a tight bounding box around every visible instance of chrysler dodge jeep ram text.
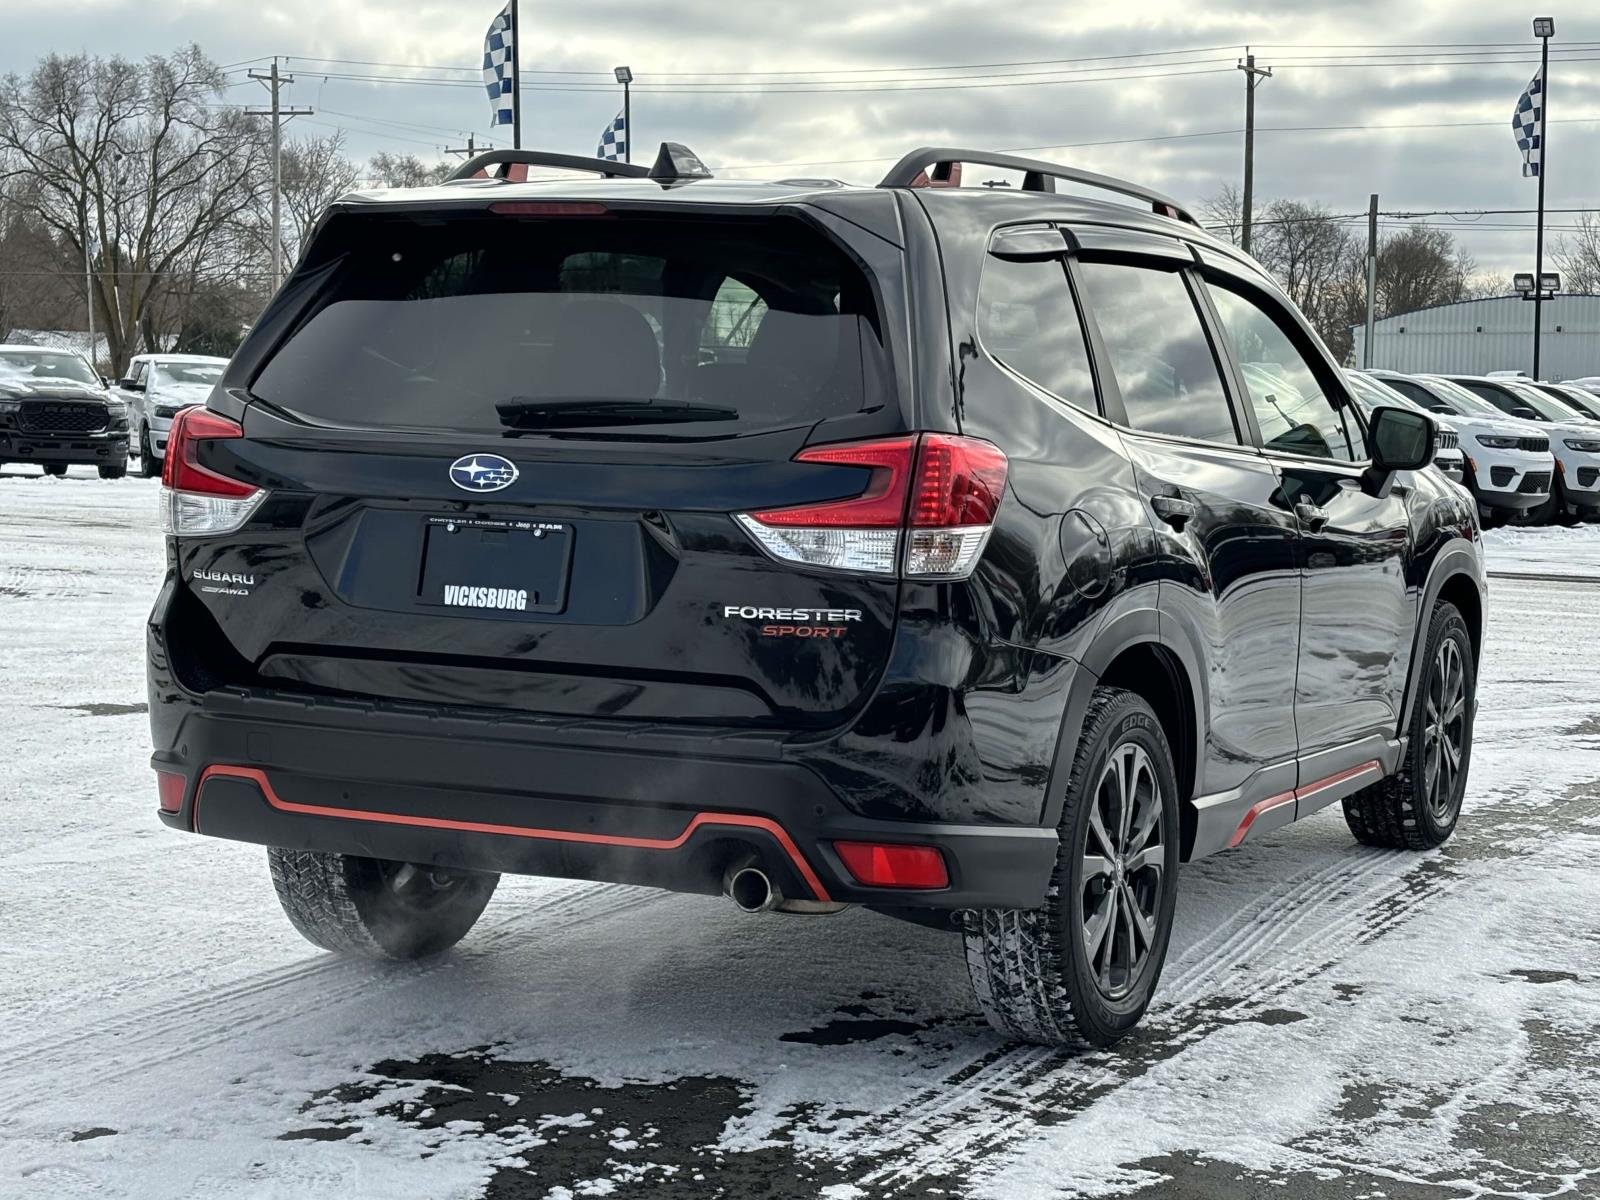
[147,144,1483,1046]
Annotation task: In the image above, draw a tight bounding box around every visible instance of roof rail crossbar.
[446,149,651,182]
[879,147,1198,227]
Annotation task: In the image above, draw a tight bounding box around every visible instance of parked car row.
[0,343,228,479]
[1350,369,1600,527]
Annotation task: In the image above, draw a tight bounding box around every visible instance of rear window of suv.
[251,213,890,436]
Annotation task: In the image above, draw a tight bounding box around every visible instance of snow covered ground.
[2,467,1598,1199]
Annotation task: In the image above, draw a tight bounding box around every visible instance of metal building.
[1351,295,1600,380]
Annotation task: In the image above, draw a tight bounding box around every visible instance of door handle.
[1150,494,1198,531]
[1294,498,1330,532]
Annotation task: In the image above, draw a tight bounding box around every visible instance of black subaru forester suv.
[148,144,1483,1046]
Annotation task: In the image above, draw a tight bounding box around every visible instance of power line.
[284,44,1249,78]
[291,65,1242,95]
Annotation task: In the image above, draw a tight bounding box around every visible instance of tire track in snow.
[836,845,1405,1151]
[848,851,1464,1193]
[0,880,664,1113]
[838,771,1600,1192]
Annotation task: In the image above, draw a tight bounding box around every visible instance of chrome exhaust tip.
[725,864,779,914]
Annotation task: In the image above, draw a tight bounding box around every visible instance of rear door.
[1068,237,1303,826]
[192,202,912,730]
[1199,263,1413,780]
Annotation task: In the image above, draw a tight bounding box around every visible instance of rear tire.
[267,848,499,960]
[1343,601,1473,850]
[41,464,67,477]
[963,687,1180,1047]
[98,463,126,480]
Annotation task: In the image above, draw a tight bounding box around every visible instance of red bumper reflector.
[156,771,186,813]
[834,841,949,889]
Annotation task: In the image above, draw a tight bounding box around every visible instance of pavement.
[1,467,1597,1199]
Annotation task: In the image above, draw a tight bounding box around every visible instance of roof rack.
[446,149,650,183]
[878,147,1199,227]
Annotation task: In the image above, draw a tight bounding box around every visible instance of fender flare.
[1397,538,1486,735]
[1038,594,1207,830]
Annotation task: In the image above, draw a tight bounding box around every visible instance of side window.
[1206,283,1357,461]
[1074,261,1238,443]
[1459,382,1521,416]
[1383,377,1444,410]
[130,361,148,385]
[701,277,768,362]
[977,255,1096,412]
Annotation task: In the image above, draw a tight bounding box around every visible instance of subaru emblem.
[448,453,520,493]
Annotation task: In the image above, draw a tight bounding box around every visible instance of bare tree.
[366,152,452,189]
[1254,200,1356,337]
[1200,184,1244,247]
[0,175,81,338]
[1554,212,1600,295]
[280,131,358,260]
[0,46,269,374]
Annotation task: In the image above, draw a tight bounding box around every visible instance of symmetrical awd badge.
[448,454,519,493]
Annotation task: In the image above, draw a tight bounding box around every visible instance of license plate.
[418,516,572,614]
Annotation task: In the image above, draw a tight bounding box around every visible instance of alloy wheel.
[1080,742,1166,1000]
[1423,636,1467,822]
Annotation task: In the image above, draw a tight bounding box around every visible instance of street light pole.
[614,66,633,163]
[1532,17,1554,379]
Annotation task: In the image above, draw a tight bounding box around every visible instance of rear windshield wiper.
[495,398,739,431]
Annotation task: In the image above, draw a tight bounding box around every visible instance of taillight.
[734,434,1007,579]
[160,407,267,536]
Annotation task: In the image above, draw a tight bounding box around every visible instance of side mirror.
[119,378,144,391]
[1365,406,1435,495]
[1514,406,1541,420]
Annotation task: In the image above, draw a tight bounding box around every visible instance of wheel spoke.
[1114,747,1134,848]
[1126,845,1164,876]
[1122,882,1155,951]
[1088,803,1116,859]
[1085,891,1115,964]
[1097,887,1121,986]
[1116,888,1138,973]
[1082,855,1113,881]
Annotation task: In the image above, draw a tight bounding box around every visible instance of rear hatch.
[174,197,912,729]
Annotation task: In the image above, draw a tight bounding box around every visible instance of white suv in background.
[1533,381,1600,423]
[1371,371,1553,526]
[1345,371,1463,484]
[1446,374,1600,525]
[116,354,229,478]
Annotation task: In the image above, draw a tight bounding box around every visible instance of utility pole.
[82,213,94,372]
[1531,18,1554,379]
[247,58,313,292]
[1237,49,1272,255]
[445,133,483,161]
[1364,193,1379,368]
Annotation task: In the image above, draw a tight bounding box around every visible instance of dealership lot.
[2,470,1597,1199]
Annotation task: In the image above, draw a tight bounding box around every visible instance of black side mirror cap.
[1364,406,1435,496]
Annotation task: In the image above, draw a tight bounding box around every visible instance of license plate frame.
[416,515,573,615]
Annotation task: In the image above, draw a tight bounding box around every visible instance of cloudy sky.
[4,0,1597,275]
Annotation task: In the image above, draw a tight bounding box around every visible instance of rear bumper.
[150,691,1059,911]
[0,431,128,464]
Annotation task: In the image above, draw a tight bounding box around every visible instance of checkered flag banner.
[597,110,627,162]
[482,3,515,128]
[1513,67,1543,178]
